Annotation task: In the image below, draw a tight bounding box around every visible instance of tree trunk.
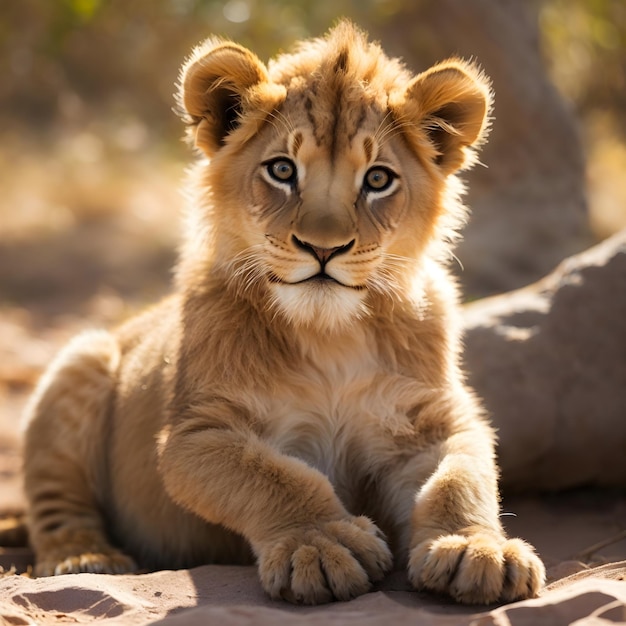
[371,0,591,297]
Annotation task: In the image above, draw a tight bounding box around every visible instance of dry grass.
[0,129,184,433]
[0,131,183,321]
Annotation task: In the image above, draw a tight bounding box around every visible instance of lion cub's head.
[177,21,492,333]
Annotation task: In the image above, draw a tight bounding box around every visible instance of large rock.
[463,230,626,491]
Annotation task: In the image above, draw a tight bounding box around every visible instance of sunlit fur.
[22,21,545,605]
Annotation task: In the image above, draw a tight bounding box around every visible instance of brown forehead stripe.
[270,24,409,155]
[291,131,303,157]
[363,136,374,163]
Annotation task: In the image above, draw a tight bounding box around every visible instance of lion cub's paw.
[408,533,545,605]
[257,516,393,605]
[35,551,137,577]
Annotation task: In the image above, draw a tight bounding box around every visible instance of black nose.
[292,236,355,266]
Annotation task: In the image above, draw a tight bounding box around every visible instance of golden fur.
[22,21,545,605]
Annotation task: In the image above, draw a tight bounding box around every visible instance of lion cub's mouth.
[299,273,337,284]
[269,272,364,290]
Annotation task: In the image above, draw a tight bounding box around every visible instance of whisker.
[225,244,269,297]
[380,252,412,267]
[372,110,394,145]
[375,119,417,149]
[366,263,404,300]
[265,109,295,137]
[449,251,465,272]
[373,111,417,150]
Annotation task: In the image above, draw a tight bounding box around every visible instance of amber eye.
[364,166,395,192]
[266,158,297,184]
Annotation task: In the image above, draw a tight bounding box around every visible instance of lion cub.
[22,21,545,605]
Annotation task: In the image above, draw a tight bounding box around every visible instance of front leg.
[158,407,392,604]
[408,423,545,604]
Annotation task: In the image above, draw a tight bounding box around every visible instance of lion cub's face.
[220,101,432,331]
[178,22,491,332]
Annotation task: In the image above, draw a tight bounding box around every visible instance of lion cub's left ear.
[177,39,285,155]
[392,59,493,175]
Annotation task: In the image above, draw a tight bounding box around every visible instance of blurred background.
[0,0,625,423]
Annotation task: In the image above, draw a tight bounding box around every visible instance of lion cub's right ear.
[177,39,284,155]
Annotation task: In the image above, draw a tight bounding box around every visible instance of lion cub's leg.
[408,420,545,605]
[158,412,393,604]
[23,331,136,577]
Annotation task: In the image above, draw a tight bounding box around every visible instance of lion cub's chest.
[257,335,417,485]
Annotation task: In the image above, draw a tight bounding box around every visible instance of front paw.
[408,532,545,604]
[256,516,392,605]
[35,550,137,577]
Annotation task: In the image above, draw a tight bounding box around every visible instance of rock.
[463,230,626,491]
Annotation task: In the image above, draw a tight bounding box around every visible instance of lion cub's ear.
[392,60,493,174]
[177,39,282,155]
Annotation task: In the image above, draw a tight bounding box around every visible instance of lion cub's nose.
[292,236,355,266]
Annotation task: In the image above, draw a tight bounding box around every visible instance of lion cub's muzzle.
[292,235,355,282]
[288,198,359,285]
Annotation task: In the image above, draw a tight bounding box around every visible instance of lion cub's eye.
[266,158,297,185]
[363,166,396,193]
